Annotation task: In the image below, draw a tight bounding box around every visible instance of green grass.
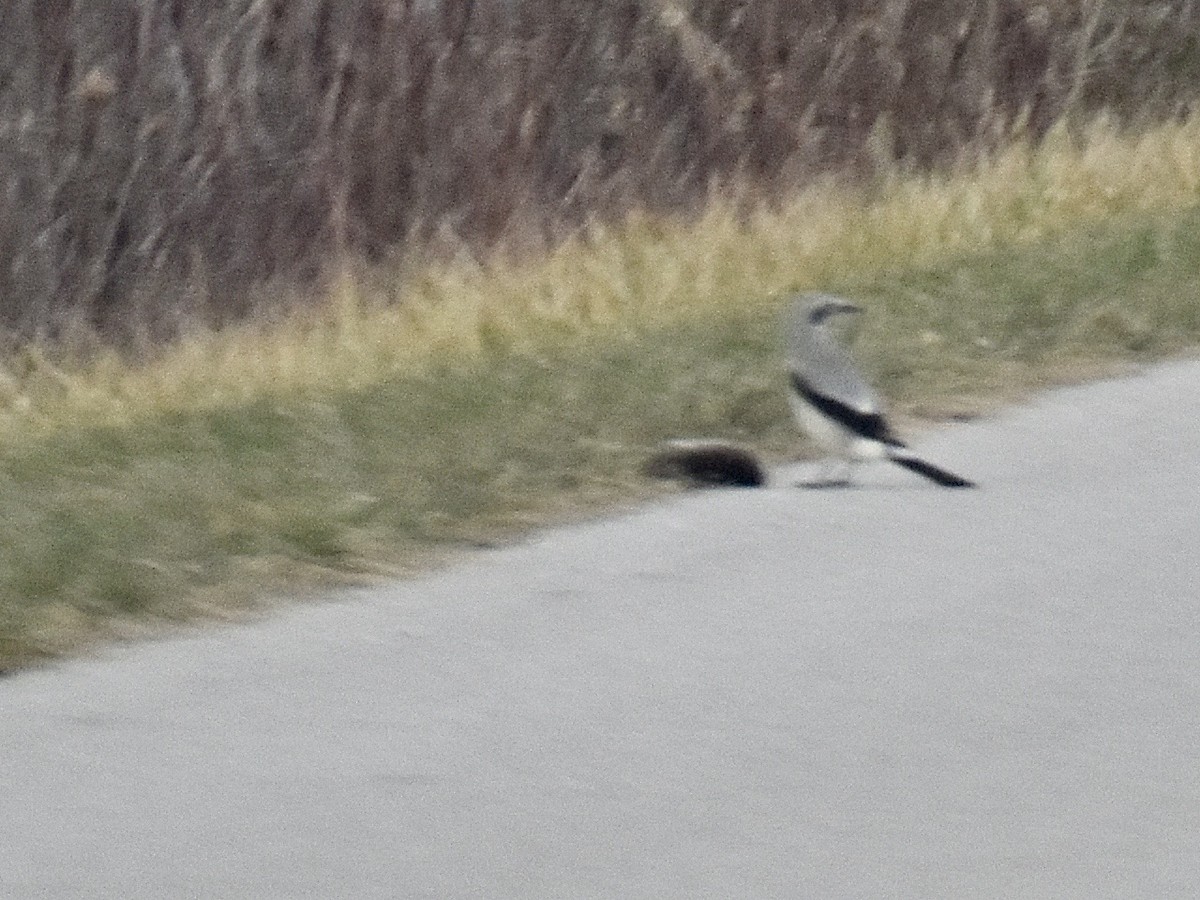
[3,118,1200,669]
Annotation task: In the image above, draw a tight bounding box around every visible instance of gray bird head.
[800,293,862,326]
[783,293,864,354]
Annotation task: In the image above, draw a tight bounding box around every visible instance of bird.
[785,293,975,488]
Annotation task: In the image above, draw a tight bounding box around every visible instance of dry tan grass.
[1,0,1198,343]
[3,114,1198,439]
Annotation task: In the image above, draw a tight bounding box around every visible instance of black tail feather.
[888,452,976,488]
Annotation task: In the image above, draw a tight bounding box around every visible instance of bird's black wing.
[790,373,906,448]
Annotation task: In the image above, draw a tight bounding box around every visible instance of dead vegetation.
[1,0,1198,344]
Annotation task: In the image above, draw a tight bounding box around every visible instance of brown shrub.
[0,0,1197,345]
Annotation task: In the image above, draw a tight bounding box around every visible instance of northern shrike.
[785,293,975,488]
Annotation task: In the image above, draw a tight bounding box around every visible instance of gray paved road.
[4,361,1200,899]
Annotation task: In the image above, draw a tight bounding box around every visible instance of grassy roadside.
[3,119,1200,669]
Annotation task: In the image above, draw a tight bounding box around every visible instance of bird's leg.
[796,457,854,489]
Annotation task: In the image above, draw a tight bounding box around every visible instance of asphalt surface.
[4,360,1200,899]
